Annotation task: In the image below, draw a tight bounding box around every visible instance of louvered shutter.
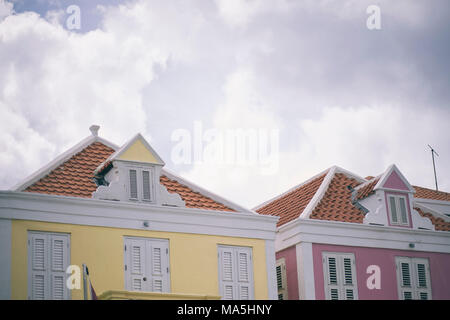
[396,257,413,300]
[148,240,170,293]
[219,247,235,300]
[50,234,69,300]
[414,259,431,300]
[276,259,288,300]
[322,252,358,300]
[124,237,170,293]
[128,239,146,291]
[236,248,253,300]
[218,246,254,300]
[389,196,398,223]
[398,197,408,224]
[29,232,70,300]
[129,169,138,199]
[30,233,48,300]
[142,170,152,201]
[396,257,431,300]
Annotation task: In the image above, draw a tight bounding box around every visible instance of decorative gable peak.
[92,133,184,207]
[374,164,415,193]
[360,164,433,230]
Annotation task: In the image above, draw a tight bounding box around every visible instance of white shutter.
[124,237,170,293]
[398,197,408,224]
[29,233,48,300]
[322,252,358,300]
[142,170,151,201]
[50,234,69,300]
[129,169,138,199]
[148,240,170,293]
[276,259,288,300]
[396,257,432,300]
[218,246,254,300]
[28,232,70,300]
[236,248,252,300]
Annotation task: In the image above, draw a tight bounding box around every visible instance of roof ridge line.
[253,167,333,211]
[299,166,338,219]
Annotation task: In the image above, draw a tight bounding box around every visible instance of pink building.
[256,165,450,300]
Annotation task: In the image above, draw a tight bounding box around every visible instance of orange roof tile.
[415,207,450,231]
[310,173,364,223]
[413,185,450,202]
[356,177,380,200]
[160,175,235,212]
[25,142,115,198]
[24,141,235,212]
[256,173,327,227]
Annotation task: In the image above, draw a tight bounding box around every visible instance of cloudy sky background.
[1,0,449,208]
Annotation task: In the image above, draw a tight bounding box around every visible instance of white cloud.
[0,0,13,21]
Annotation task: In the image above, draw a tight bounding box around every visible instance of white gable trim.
[12,135,118,192]
[374,164,415,193]
[105,133,165,166]
[161,168,253,214]
[300,166,337,219]
[253,167,332,211]
[414,203,450,223]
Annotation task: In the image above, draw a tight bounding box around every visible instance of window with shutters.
[322,252,358,300]
[27,231,70,300]
[395,257,432,300]
[218,245,254,300]
[276,258,288,300]
[387,195,409,226]
[124,237,170,293]
[127,166,155,203]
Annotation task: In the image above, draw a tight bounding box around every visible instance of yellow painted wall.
[118,139,161,164]
[11,220,268,300]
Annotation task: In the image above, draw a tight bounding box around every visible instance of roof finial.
[89,125,100,137]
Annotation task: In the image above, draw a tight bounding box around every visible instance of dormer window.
[388,195,409,226]
[128,167,155,203]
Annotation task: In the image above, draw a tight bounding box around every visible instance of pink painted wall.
[276,246,299,300]
[383,170,409,190]
[312,243,450,300]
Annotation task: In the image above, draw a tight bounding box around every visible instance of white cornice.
[0,191,278,240]
[11,134,118,192]
[276,216,450,254]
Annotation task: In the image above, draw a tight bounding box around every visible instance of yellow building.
[0,126,278,300]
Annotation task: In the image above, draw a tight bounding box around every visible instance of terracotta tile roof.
[24,140,235,212]
[356,177,380,200]
[413,185,450,202]
[310,173,364,223]
[415,207,450,231]
[256,173,327,227]
[25,142,115,198]
[160,175,235,212]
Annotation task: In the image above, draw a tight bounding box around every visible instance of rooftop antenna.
[427,145,439,191]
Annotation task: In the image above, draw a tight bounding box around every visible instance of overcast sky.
[1,0,449,208]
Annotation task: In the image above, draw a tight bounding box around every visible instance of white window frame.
[123,236,170,293]
[127,166,156,203]
[387,194,409,226]
[395,257,432,300]
[218,245,254,300]
[322,252,358,300]
[27,231,71,300]
[276,258,288,300]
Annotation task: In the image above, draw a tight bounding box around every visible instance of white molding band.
[276,218,450,254]
[0,219,11,299]
[295,242,316,300]
[0,192,278,241]
[265,239,277,300]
